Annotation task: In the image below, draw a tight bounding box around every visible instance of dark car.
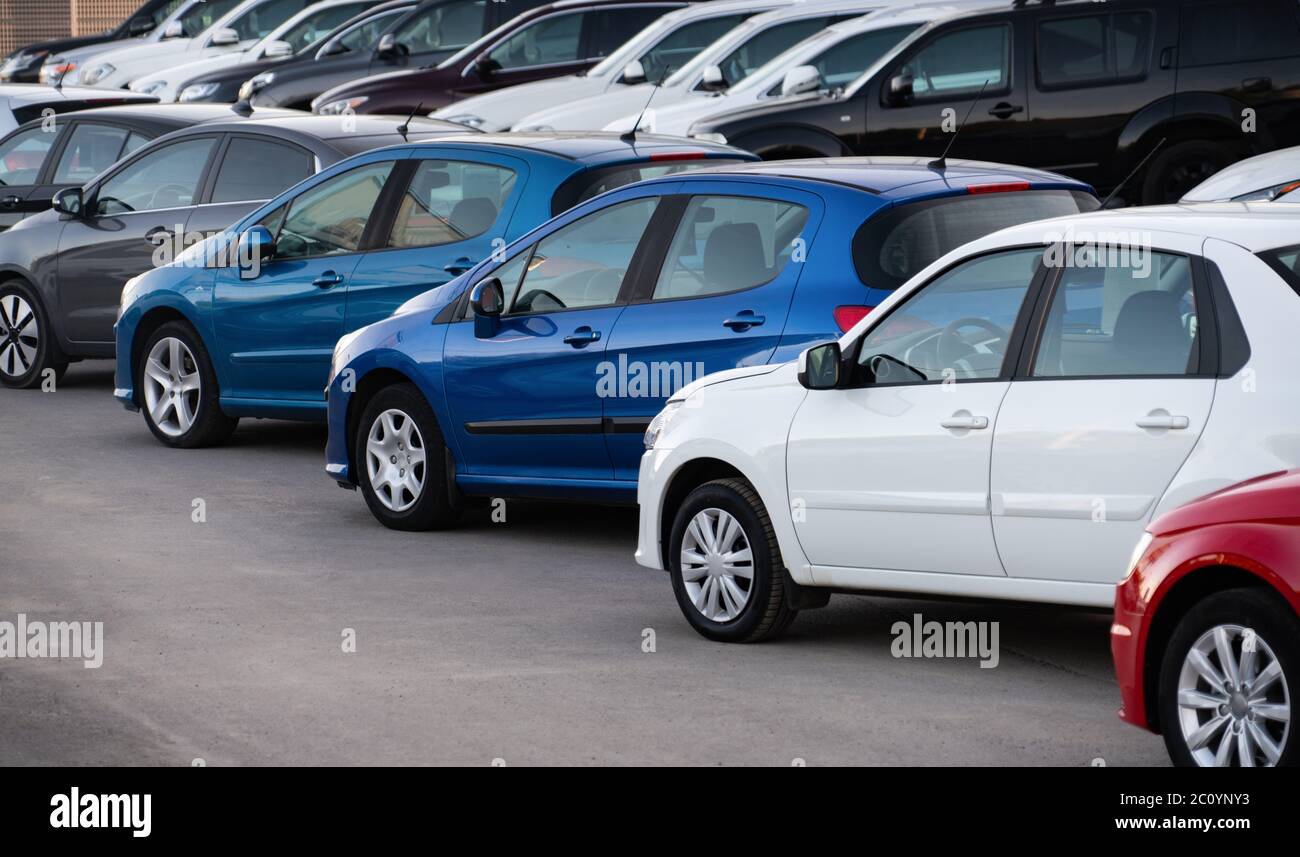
[0,111,470,388]
[0,0,183,83]
[690,0,1300,204]
[243,0,553,110]
[312,0,685,117]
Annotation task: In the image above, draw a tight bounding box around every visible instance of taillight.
[966,181,1031,195]
[834,305,873,332]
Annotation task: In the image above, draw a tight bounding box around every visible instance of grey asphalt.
[0,362,1169,766]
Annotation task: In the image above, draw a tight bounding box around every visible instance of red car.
[1113,470,1300,767]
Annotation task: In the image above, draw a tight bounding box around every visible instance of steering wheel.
[96,195,133,214]
[515,288,566,313]
[936,317,1008,370]
[148,183,190,210]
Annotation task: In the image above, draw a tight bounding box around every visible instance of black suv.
[691,0,1300,204]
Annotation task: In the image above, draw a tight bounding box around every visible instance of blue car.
[323,157,1099,530]
[114,132,750,446]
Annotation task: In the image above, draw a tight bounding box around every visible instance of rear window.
[550,158,746,215]
[1258,244,1300,294]
[852,189,1099,291]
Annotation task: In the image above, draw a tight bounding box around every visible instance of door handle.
[443,257,474,275]
[723,311,765,331]
[1136,413,1189,430]
[940,414,989,430]
[313,271,345,288]
[563,326,601,347]
[0,195,20,209]
[987,102,1023,119]
[1242,76,1273,93]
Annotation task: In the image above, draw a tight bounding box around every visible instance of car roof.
[22,103,262,129]
[399,130,748,162]
[0,85,159,106]
[193,112,469,140]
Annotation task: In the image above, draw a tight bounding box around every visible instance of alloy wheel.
[365,408,426,512]
[680,507,754,622]
[143,337,201,437]
[0,293,38,378]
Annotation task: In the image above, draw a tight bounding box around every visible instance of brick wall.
[0,0,73,56]
[71,0,136,37]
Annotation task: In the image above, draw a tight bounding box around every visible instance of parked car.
[320,158,1095,529]
[512,0,884,132]
[634,203,1300,642]
[246,0,551,109]
[112,133,751,446]
[0,0,182,83]
[1182,145,1300,203]
[431,0,784,132]
[0,112,465,389]
[1114,467,1300,767]
[131,0,385,102]
[313,0,684,117]
[0,85,158,136]
[689,0,1300,204]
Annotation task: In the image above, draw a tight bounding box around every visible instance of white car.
[605,3,962,137]
[636,200,1300,642]
[76,0,316,91]
[432,0,790,132]
[131,0,377,101]
[511,0,888,132]
[0,84,158,135]
[1182,145,1300,203]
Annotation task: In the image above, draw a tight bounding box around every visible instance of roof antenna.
[928,77,989,171]
[397,101,422,140]
[621,66,672,143]
[1099,137,1166,209]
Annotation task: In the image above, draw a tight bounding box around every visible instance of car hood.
[671,362,784,402]
[314,65,456,111]
[431,74,611,131]
[512,82,690,131]
[1183,146,1300,202]
[603,90,732,135]
[80,37,196,81]
[132,50,250,96]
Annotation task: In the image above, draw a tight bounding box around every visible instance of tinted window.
[396,0,485,52]
[589,7,667,59]
[852,190,1099,291]
[637,13,749,81]
[1038,12,1151,88]
[229,0,309,42]
[551,158,746,214]
[177,0,241,36]
[388,159,516,248]
[1033,253,1198,377]
[508,197,657,313]
[210,137,315,204]
[856,249,1042,383]
[653,196,808,299]
[1180,0,1300,66]
[0,128,55,186]
[900,24,1011,99]
[123,132,150,157]
[1258,244,1300,295]
[808,24,921,91]
[149,0,186,27]
[488,11,583,69]
[274,161,394,259]
[96,138,217,214]
[334,9,404,52]
[712,17,835,88]
[278,1,370,52]
[51,124,132,185]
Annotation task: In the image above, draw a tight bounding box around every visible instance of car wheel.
[1159,588,1298,767]
[668,477,797,643]
[354,383,460,531]
[1140,140,1233,205]
[0,280,66,389]
[139,321,238,448]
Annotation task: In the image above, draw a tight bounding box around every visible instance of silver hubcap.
[143,337,201,437]
[1177,624,1291,767]
[0,293,38,378]
[680,507,753,622]
[365,408,426,512]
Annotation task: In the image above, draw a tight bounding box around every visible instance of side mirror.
[376,33,407,58]
[209,27,240,47]
[262,39,293,58]
[473,54,499,79]
[620,59,646,84]
[127,16,153,37]
[797,341,841,390]
[781,64,821,97]
[700,64,726,92]
[162,20,184,39]
[51,187,82,217]
[887,72,914,103]
[470,277,504,338]
[238,225,276,268]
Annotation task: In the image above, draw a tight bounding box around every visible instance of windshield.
[590,11,753,82]
[735,23,920,96]
[228,0,308,43]
[666,14,837,90]
[273,3,372,52]
[664,17,758,85]
[178,0,241,37]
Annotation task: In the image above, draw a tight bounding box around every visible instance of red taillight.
[649,151,708,162]
[834,305,873,332]
[966,181,1031,195]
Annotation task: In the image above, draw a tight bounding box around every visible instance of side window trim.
[88,133,222,215]
[37,121,78,186]
[359,157,417,251]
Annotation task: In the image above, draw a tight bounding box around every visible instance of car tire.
[1140,140,1233,205]
[354,383,461,531]
[668,477,797,643]
[138,321,238,448]
[1159,587,1298,767]
[0,279,66,389]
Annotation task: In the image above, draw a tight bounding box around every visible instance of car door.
[441,195,660,482]
[211,158,399,404]
[346,149,526,331]
[990,244,1217,584]
[186,132,317,238]
[602,183,824,480]
[860,17,1029,166]
[57,134,220,345]
[44,122,150,212]
[458,7,593,97]
[785,247,1047,576]
[0,124,64,230]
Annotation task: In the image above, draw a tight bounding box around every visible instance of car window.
[653,195,808,300]
[0,128,55,187]
[1180,0,1300,67]
[177,0,241,36]
[396,0,486,53]
[711,17,835,89]
[1038,12,1152,88]
[333,8,405,52]
[273,160,394,259]
[900,23,1011,99]
[1259,244,1300,294]
[210,137,315,204]
[635,13,750,82]
[51,124,132,185]
[1033,253,1199,377]
[856,248,1042,384]
[123,132,150,157]
[588,7,668,60]
[807,24,922,91]
[278,2,371,52]
[229,0,310,43]
[508,197,657,313]
[149,0,187,27]
[550,158,748,214]
[387,159,516,248]
[487,11,583,69]
[96,138,217,214]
